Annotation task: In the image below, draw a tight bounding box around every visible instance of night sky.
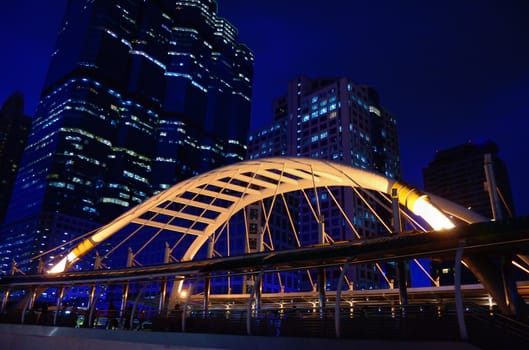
[1,0,528,216]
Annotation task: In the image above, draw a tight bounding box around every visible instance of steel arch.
[49,157,486,273]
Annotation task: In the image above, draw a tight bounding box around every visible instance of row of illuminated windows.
[101,197,129,207]
[123,170,148,184]
[62,151,103,167]
[61,127,112,147]
[113,146,151,163]
[124,121,155,136]
[301,107,339,123]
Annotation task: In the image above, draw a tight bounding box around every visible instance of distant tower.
[0,0,253,273]
[423,140,515,219]
[0,92,32,224]
[423,140,515,284]
[247,76,400,291]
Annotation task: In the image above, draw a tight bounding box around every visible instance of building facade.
[247,76,400,291]
[423,140,515,284]
[423,140,515,219]
[0,0,253,274]
[0,92,32,224]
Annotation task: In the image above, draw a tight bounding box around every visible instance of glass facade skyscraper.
[0,0,253,273]
[247,76,400,291]
[0,92,32,224]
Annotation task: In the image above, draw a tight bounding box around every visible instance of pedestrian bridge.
[2,157,529,348]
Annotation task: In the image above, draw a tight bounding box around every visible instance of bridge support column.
[86,285,97,327]
[158,242,171,316]
[392,189,408,314]
[455,241,468,340]
[203,236,214,318]
[317,215,326,318]
[246,271,263,335]
[130,283,146,330]
[20,290,34,324]
[318,268,326,318]
[335,263,349,338]
[203,277,211,318]
[28,288,37,311]
[1,289,10,313]
[255,274,262,317]
[53,286,65,326]
[181,279,197,333]
[120,283,130,326]
[21,288,39,324]
[397,261,408,311]
[465,253,528,317]
[158,279,167,316]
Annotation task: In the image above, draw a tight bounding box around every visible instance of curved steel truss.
[48,157,486,274]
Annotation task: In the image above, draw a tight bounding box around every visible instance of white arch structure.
[49,157,486,273]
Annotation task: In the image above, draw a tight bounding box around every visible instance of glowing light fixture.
[412,195,456,230]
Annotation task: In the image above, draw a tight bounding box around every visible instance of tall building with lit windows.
[0,0,253,273]
[247,76,400,291]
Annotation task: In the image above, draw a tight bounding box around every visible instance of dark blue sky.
[1,0,528,216]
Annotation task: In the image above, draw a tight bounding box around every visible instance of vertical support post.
[130,283,147,330]
[203,236,214,318]
[455,241,468,340]
[318,215,326,318]
[255,273,262,318]
[181,279,197,333]
[87,285,97,327]
[53,286,65,326]
[318,269,326,318]
[10,259,17,276]
[484,153,503,221]
[120,247,133,322]
[158,281,167,316]
[397,262,408,309]
[1,289,10,313]
[28,288,38,311]
[120,283,130,321]
[203,278,211,319]
[21,290,34,324]
[246,271,263,336]
[38,258,45,274]
[335,263,349,338]
[94,251,103,270]
[392,188,408,313]
[158,242,171,316]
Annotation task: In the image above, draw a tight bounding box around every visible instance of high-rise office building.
[0,0,253,274]
[0,92,32,224]
[423,140,515,219]
[423,140,515,284]
[247,76,400,291]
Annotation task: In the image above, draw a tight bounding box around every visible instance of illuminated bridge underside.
[51,157,486,273]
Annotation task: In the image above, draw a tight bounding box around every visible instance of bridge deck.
[1,323,480,350]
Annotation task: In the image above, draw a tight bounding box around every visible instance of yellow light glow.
[47,251,78,274]
[179,289,188,299]
[48,257,67,274]
[412,195,456,230]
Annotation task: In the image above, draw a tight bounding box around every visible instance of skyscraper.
[0,0,253,273]
[423,140,515,284]
[247,76,400,291]
[0,92,32,224]
[423,140,515,220]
